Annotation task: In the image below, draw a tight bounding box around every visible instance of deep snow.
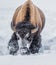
[0,0,56,65]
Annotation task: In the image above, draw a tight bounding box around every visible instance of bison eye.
[16,36,20,40]
[26,37,32,42]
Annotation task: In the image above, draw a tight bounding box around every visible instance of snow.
[0,0,56,65]
[0,53,56,65]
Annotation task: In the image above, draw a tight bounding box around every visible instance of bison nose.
[20,47,28,54]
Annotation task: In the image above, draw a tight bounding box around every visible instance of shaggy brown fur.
[11,0,45,33]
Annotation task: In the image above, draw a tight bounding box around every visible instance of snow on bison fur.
[8,0,45,55]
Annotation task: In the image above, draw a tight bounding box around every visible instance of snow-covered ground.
[0,53,56,65]
[0,0,56,65]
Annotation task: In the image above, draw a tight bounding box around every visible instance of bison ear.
[31,27,38,33]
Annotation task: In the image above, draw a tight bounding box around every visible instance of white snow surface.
[0,0,56,65]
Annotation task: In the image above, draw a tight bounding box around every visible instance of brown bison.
[8,0,45,55]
